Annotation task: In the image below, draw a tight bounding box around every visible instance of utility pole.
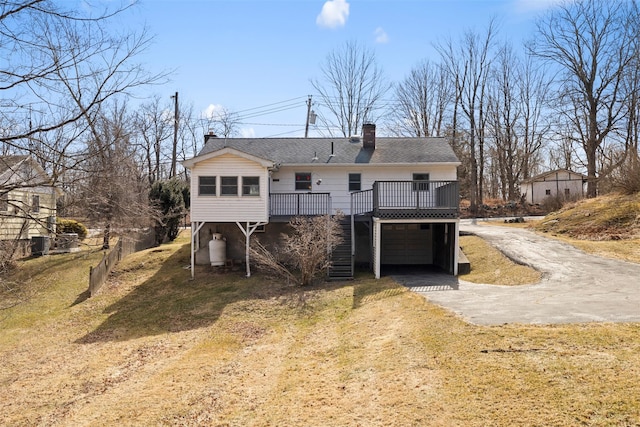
[304,95,314,138]
[170,91,179,178]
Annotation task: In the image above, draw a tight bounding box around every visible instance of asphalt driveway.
[393,220,640,325]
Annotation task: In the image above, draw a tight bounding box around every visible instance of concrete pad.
[397,221,640,326]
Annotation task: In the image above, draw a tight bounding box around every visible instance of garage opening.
[380,222,456,275]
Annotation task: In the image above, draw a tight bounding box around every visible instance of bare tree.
[486,44,520,201]
[201,106,240,139]
[437,20,498,213]
[176,103,201,169]
[389,60,452,137]
[133,96,174,185]
[486,43,551,200]
[518,54,552,181]
[77,102,151,249]
[528,0,637,197]
[1,1,162,145]
[311,41,390,137]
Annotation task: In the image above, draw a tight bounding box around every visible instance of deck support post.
[236,221,268,278]
[190,221,206,278]
[373,218,381,279]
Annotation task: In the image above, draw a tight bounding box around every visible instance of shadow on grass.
[70,290,91,307]
[352,266,460,309]
[352,275,409,309]
[75,243,314,344]
[14,250,102,281]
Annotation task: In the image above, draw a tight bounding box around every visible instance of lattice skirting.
[375,209,458,219]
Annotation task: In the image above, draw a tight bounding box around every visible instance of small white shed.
[520,169,587,204]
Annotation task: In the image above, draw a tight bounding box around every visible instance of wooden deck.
[270,180,459,220]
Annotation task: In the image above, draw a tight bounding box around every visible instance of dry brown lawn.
[1,233,639,426]
[458,235,541,285]
[520,193,640,264]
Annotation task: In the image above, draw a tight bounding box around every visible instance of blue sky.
[123,0,562,138]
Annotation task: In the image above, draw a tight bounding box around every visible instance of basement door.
[380,223,433,265]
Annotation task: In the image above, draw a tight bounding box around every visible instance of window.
[545,189,551,196]
[221,176,238,195]
[199,176,216,195]
[242,176,260,196]
[564,188,570,196]
[348,173,361,191]
[412,173,430,191]
[32,195,40,213]
[295,172,312,191]
[0,193,8,211]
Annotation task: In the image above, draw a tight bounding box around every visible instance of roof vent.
[350,135,361,143]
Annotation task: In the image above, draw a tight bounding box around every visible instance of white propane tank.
[208,233,226,266]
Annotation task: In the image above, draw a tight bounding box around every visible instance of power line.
[264,128,307,138]
[235,104,302,121]
[232,96,307,115]
[238,122,302,127]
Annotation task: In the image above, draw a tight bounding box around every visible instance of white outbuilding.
[520,169,587,204]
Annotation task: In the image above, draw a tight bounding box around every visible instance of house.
[0,155,61,254]
[182,124,461,279]
[519,169,587,205]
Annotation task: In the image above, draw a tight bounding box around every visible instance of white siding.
[0,188,56,240]
[270,164,457,214]
[520,171,585,204]
[190,153,269,222]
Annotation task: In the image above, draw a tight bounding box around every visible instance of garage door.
[381,223,433,265]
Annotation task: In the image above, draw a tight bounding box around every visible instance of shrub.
[250,213,344,286]
[56,218,88,241]
[0,240,19,273]
[610,156,640,195]
[149,178,189,245]
[541,195,565,213]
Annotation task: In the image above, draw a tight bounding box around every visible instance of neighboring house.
[183,124,461,279]
[520,169,587,205]
[0,155,61,246]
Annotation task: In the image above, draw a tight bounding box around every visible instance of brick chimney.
[204,130,217,144]
[362,123,376,150]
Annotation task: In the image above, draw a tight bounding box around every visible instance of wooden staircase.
[328,217,353,280]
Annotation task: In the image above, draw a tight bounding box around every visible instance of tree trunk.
[103,223,111,250]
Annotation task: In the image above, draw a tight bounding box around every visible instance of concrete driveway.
[393,220,640,325]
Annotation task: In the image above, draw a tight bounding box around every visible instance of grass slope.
[0,233,639,426]
[533,193,640,263]
[458,235,541,285]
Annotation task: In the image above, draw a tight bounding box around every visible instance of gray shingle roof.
[0,155,28,175]
[520,168,588,184]
[196,136,459,165]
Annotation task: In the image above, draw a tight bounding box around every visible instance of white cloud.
[240,128,256,138]
[202,103,224,119]
[316,0,350,29]
[374,27,388,44]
